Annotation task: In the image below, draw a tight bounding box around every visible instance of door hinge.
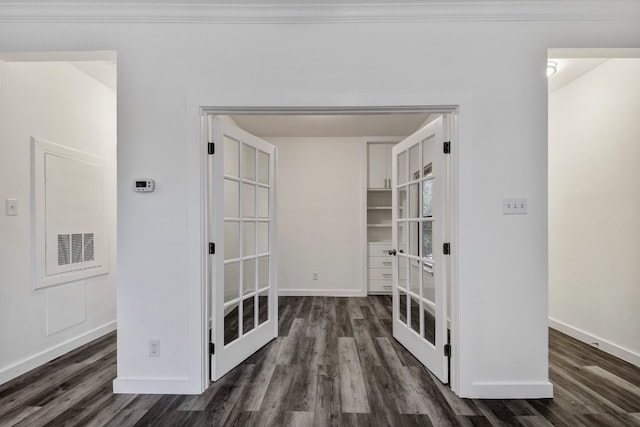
[443,141,451,154]
[209,242,215,254]
[209,342,215,355]
[443,243,451,255]
[444,343,451,357]
[208,142,215,155]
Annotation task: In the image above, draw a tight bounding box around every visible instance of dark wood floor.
[1,296,640,426]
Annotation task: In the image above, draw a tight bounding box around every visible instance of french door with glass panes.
[391,116,449,383]
[209,116,277,381]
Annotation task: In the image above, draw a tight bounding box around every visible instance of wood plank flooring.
[1,296,640,426]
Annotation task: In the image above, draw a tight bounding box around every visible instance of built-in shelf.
[367,206,392,210]
[367,188,392,192]
[368,224,392,227]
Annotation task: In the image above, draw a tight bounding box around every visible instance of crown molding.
[0,1,638,24]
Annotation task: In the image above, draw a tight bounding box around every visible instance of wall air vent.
[58,232,96,265]
[84,233,94,262]
[58,234,70,265]
[72,233,83,263]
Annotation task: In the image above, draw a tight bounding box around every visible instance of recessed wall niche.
[33,137,109,289]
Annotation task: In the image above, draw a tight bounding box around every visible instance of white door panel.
[391,116,449,383]
[208,116,277,381]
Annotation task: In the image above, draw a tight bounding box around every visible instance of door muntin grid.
[395,134,439,346]
[223,137,272,347]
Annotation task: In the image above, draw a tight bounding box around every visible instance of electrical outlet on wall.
[149,339,160,357]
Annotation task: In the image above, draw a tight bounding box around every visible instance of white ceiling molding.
[0,1,639,24]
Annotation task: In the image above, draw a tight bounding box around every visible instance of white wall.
[549,59,640,366]
[267,137,366,296]
[0,60,117,384]
[1,3,638,397]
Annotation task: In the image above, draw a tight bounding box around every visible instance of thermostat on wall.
[133,179,155,192]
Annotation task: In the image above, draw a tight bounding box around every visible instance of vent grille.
[72,233,83,263]
[84,233,94,262]
[58,234,70,265]
[57,232,95,266]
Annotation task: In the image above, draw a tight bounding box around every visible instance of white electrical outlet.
[149,339,160,357]
[313,272,318,280]
[502,198,527,215]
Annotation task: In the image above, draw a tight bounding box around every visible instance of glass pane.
[422,221,433,260]
[258,289,269,325]
[242,144,256,181]
[258,151,269,185]
[409,144,419,181]
[398,151,407,185]
[224,301,239,345]
[423,262,435,345]
[423,304,436,345]
[224,136,239,178]
[422,179,433,218]
[243,222,256,256]
[224,262,240,304]
[423,263,435,304]
[409,183,419,219]
[224,222,240,260]
[398,289,407,324]
[257,187,269,219]
[398,187,407,219]
[410,297,420,334]
[242,183,256,218]
[243,297,256,334]
[409,221,419,257]
[243,258,256,295]
[258,256,269,289]
[224,179,239,218]
[398,255,408,290]
[398,221,407,254]
[258,222,269,254]
[422,135,435,178]
[409,259,420,295]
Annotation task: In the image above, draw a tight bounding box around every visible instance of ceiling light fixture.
[547,60,558,77]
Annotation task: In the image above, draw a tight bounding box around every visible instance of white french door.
[391,116,449,383]
[208,116,278,381]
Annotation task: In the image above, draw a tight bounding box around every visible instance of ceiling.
[230,113,432,138]
[547,58,608,93]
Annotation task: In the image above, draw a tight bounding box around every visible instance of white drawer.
[368,242,393,257]
[368,279,393,293]
[368,257,393,269]
[368,269,393,280]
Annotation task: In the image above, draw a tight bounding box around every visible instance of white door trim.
[200,105,460,394]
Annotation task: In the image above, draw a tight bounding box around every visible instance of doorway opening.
[0,50,117,386]
[202,106,460,394]
[547,48,640,368]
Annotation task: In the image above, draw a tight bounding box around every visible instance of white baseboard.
[0,320,116,386]
[549,317,640,367]
[468,381,553,399]
[113,377,201,395]
[277,288,366,297]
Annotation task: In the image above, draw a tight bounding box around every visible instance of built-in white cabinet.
[367,143,393,189]
[368,242,394,294]
[367,142,395,294]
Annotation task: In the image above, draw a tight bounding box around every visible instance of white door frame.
[200,105,460,393]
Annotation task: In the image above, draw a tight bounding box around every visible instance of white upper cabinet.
[367,143,393,189]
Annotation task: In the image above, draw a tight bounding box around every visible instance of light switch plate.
[503,198,527,215]
[5,198,18,216]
